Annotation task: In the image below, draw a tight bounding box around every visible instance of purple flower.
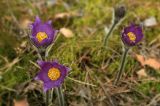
[30,16,58,48]
[121,23,144,46]
[35,60,70,92]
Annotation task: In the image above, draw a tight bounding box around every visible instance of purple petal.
[43,79,62,91]
[29,24,33,29]
[43,86,48,92]
[35,16,41,24]
[34,76,39,80]
[46,20,52,25]
[65,67,71,72]
[36,62,53,82]
[37,60,45,67]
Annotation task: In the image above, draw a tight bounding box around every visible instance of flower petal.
[34,76,39,80]
[35,16,41,24]
[46,20,52,25]
[43,86,48,92]
[37,60,45,67]
[43,80,62,91]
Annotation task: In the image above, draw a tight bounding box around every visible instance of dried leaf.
[79,89,87,98]
[143,17,157,27]
[54,12,79,19]
[20,19,32,29]
[137,68,148,78]
[54,12,71,19]
[14,98,29,106]
[134,54,160,70]
[135,54,145,66]
[60,28,74,38]
[145,58,160,70]
[46,0,57,7]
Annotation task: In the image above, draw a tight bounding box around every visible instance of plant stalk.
[104,21,117,46]
[114,47,129,85]
[56,87,65,106]
[37,48,51,105]
[46,91,50,106]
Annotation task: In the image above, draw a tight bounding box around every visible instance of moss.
[0,0,160,105]
[136,81,160,96]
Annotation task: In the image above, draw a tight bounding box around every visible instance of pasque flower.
[35,60,70,92]
[30,16,58,48]
[114,23,144,85]
[121,23,144,46]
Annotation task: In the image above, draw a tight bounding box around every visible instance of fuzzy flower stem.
[50,88,54,103]
[104,21,117,46]
[114,47,129,85]
[43,52,50,106]
[46,91,50,106]
[37,48,50,105]
[56,87,65,106]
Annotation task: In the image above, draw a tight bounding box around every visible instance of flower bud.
[114,5,126,23]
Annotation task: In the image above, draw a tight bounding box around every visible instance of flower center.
[36,32,48,43]
[127,32,136,42]
[48,67,61,81]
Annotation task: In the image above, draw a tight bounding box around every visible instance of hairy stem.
[56,87,65,106]
[46,91,50,106]
[114,47,129,85]
[104,22,117,46]
[37,48,51,105]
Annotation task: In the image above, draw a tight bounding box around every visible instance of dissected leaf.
[135,54,145,66]
[145,58,160,70]
[60,28,74,38]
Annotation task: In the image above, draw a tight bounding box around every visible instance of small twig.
[67,77,96,87]
[122,80,150,100]
[29,60,40,69]
[95,76,115,106]
[0,84,17,92]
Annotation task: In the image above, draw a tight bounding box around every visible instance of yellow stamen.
[48,68,61,81]
[127,32,136,42]
[36,32,48,43]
